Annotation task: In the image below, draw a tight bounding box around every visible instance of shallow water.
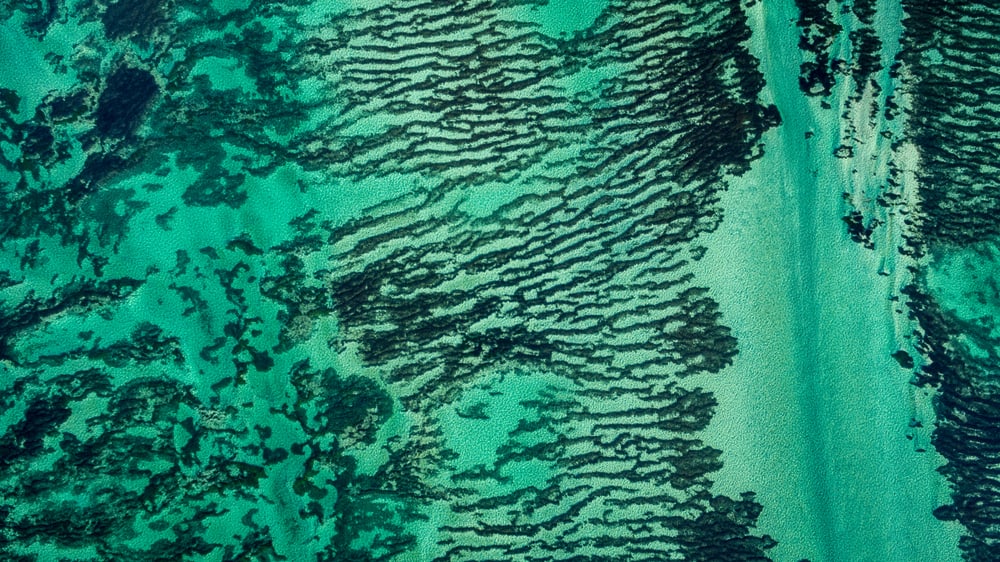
[0,0,995,560]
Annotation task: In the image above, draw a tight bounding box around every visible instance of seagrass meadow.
[0,0,996,560]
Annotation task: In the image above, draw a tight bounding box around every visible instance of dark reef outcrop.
[95,66,159,139]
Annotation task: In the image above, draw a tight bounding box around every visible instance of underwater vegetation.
[0,0,996,560]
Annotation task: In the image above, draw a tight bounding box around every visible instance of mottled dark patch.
[95,66,158,138]
[101,0,170,39]
[892,349,914,369]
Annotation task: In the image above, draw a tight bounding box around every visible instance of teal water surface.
[0,0,996,560]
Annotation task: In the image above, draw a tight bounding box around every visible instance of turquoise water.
[0,0,995,560]
[699,1,961,560]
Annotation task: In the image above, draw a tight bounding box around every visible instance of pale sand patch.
[691,0,963,560]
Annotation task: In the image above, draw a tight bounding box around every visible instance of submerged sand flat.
[0,0,996,560]
[699,1,961,560]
